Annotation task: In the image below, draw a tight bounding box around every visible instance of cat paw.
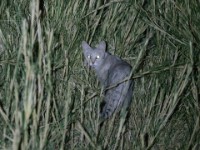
[99,111,110,120]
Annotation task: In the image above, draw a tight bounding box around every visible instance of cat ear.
[82,41,92,52]
[97,41,106,51]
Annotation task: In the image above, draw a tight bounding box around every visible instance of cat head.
[82,41,107,69]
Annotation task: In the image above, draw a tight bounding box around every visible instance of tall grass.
[0,0,199,149]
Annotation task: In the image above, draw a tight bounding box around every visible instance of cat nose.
[89,60,95,65]
[91,59,96,64]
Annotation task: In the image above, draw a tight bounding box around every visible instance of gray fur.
[82,41,134,119]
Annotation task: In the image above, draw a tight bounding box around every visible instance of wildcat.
[82,41,134,120]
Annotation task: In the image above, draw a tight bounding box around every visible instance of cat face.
[82,41,106,69]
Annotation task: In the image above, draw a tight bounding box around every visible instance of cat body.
[82,41,133,119]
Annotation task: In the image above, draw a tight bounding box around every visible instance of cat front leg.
[100,90,118,119]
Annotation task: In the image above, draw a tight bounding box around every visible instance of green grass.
[0,0,200,149]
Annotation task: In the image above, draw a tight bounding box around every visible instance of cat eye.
[96,55,100,59]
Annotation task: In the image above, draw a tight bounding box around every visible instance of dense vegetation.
[0,0,199,149]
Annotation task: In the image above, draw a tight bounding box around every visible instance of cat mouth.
[90,63,97,68]
[90,64,95,68]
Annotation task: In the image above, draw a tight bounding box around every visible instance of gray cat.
[82,41,134,120]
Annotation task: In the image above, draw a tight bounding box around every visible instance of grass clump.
[0,0,199,149]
